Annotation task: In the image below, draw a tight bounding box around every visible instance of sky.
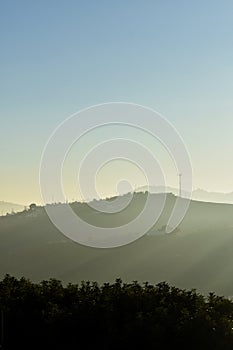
[0,0,233,204]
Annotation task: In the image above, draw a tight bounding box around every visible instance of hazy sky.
[1,0,233,204]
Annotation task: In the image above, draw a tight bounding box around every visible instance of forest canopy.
[0,275,233,349]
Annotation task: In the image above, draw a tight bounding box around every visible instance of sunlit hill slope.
[0,192,233,296]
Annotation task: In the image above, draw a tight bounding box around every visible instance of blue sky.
[1,0,233,204]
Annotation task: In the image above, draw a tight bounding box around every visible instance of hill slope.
[0,193,233,296]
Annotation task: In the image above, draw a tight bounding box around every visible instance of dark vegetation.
[0,275,233,349]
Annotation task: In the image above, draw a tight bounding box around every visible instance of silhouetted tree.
[29,203,37,211]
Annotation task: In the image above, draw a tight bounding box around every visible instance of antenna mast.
[178,173,182,197]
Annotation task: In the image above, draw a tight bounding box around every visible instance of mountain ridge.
[0,201,25,215]
[135,186,233,204]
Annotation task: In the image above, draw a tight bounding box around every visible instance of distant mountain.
[192,189,233,204]
[136,185,233,204]
[0,201,25,216]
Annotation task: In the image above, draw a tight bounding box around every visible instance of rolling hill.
[0,192,233,297]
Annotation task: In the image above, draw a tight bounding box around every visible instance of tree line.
[0,275,233,349]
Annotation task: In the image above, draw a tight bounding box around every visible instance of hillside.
[0,192,233,296]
